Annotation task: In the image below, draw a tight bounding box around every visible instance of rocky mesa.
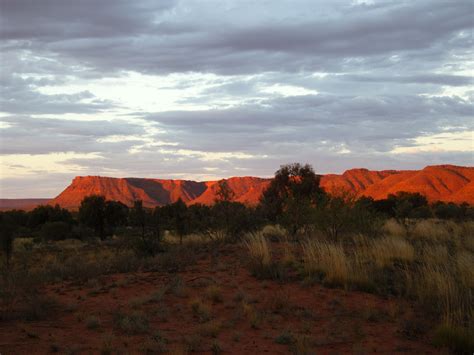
[49,165,473,209]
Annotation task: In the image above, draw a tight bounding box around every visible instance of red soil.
[0,244,440,354]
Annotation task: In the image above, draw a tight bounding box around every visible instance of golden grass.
[382,219,406,237]
[370,236,415,268]
[261,224,288,241]
[405,264,473,326]
[243,233,272,276]
[456,251,474,289]
[301,240,349,286]
[420,245,449,265]
[413,219,450,241]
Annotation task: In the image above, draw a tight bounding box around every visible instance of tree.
[215,180,235,203]
[78,195,107,240]
[214,180,239,239]
[39,221,71,241]
[129,200,147,238]
[28,204,73,229]
[388,192,430,236]
[105,200,129,235]
[0,214,15,268]
[128,200,160,257]
[169,199,188,245]
[260,163,325,235]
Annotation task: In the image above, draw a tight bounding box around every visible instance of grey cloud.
[1,1,472,76]
[1,0,473,197]
[0,116,147,154]
[0,72,117,114]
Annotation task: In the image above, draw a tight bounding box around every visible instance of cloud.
[0,0,472,197]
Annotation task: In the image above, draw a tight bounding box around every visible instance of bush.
[113,311,149,334]
[39,221,71,241]
[127,229,163,257]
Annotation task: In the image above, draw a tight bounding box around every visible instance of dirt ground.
[0,243,441,354]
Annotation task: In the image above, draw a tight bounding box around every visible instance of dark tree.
[128,200,160,256]
[0,214,15,268]
[28,204,72,229]
[129,200,147,238]
[260,163,325,235]
[215,180,235,202]
[78,195,107,240]
[170,199,188,245]
[105,200,129,234]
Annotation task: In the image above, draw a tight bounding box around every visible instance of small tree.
[214,180,238,240]
[105,200,129,235]
[260,163,325,236]
[0,215,15,269]
[171,199,188,245]
[389,192,430,236]
[215,179,235,203]
[129,200,147,239]
[128,201,160,257]
[78,195,107,240]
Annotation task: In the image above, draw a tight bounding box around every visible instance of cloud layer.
[0,0,473,197]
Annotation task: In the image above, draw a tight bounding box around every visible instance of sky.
[0,0,473,198]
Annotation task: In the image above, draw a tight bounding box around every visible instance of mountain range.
[43,164,473,209]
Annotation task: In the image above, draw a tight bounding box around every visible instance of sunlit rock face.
[50,165,474,210]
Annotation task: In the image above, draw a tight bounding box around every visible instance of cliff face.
[50,165,474,209]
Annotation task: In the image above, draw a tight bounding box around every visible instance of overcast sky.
[0,0,473,197]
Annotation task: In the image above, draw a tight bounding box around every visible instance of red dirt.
[0,244,441,354]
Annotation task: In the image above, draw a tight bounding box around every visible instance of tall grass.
[243,233,274,279]
[301,240,349,287]
[370,236,414,268]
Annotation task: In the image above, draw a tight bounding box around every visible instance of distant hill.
[47,165,473,210]
[0,198,51,211]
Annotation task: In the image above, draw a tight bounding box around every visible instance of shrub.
[113,311,149,334]
[39,221,71,241]
[85,315,101,330]
[205,285,223,303]
[198,320,222,338]
[190,298,212,323]
[275,330,295,345]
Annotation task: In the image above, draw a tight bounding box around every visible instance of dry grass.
[370,236,415,268]
[301,240,349,287]
[244,233,271,266]
[190,298,212,323]
[382,219,406,237]
[420,245,449,265]
[413,220,446,239]
[243,233,279,279]
[405,264,473,326]
[261,224,288,241]
[456,251,474,289]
